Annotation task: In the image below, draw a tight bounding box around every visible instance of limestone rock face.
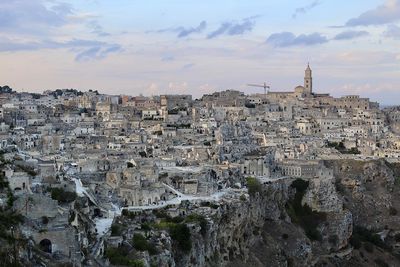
[327,159,397,229]
[318,210,353,251]
[146,179,353,267]
[303,176,343,213]
[115,160,400,267]
[300,174,353,253]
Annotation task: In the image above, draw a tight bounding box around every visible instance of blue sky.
[0,0,399,104]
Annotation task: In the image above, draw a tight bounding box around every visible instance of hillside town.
[1,65,400,266]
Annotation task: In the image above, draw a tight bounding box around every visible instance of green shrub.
[246,177,262,196]
[0,173,9,190]
[286,179,326,241]
[121,209,129,216]
[153,222,192,251]
[169,223,192,253]
[290,179,309,192]
[132,233,157,255]
[111,224,123,236]
[352,226,388,250]
[153,209,170,219]
[15,164,37,176]
[326,141,360,154]
[200,201,219,209]
[159,173,168,179]
[133,234,147,250]
[153,221,177,230]
[185,214,208,236]
[49,188,76,203]
[122,209,137,219]
[0,173,24,240]
[350,226,390,253]
[170,216,185,223]
[105,247,145,267]
[141,223,151,233]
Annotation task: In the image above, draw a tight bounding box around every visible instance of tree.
[246,177,262,196]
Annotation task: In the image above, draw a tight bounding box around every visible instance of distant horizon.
[3,82,397,107]
[1,1,399,105]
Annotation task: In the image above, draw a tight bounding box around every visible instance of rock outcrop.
[105,159,400,267]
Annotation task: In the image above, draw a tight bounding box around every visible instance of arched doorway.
[39,239,52,253]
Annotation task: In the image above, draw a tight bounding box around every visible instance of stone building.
[160,95,192,110]
[278,159,320,178]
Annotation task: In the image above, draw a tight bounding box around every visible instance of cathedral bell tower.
[304,63,312,94]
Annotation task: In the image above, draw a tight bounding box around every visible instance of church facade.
[267,64,378,111]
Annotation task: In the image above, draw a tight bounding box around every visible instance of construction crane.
[247,82,270,100]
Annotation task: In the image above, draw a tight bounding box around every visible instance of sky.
[0,0,399,105]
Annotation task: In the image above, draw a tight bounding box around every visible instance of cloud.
[345,0,400,26]
[75,44,122,62]
[50,2,74,17]
[161,55,175,62]
[384,24,400,39]
[153,18,254,39]
[207,19,255,39]
[177,21,207,38]
[207,23,231,39]
[333,30,369,40]
[0,0,110,40]
[153,21,207,38]
[182,63,195,70]
[0,0,73,35]
[293,0,322,18]
[332,51,400,67]
[168,82,189,94]
[266,32,328,47]
[0,37,122,61]
[0,1,121,61]
[87,20,110,37]
[333,83,400,105]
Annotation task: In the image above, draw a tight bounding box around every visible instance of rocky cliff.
[105,159,400,267]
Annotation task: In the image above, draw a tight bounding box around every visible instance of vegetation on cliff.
[286,179,327,241]
[0,152,25,266]
[350,226,388,251]
[152,210,193,253]
[327,141,361,154]
[48,187,77,203]
[246,177,262,196]
[105,247,145,267]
